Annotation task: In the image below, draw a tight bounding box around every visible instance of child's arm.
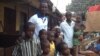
[12,44,22,56]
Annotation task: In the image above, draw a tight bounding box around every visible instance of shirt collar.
[37,12,48,18]
[37,12,44,18]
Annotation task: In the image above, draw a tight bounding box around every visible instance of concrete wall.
[0,3,36,32]
[0,3,36,56]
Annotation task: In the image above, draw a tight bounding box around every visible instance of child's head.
[39,29,47,40]
[57,42,70,56]
[24,22,35,39]
[80,24,85,30]
[55,28,61,38]
[47,31,55,42]
[74,24,81,32]
[41,40,50,55]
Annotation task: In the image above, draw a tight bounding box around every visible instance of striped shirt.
[12,37,41,56]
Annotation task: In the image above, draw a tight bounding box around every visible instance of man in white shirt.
[60,12,75,49]
[28,1,49,56]
[28,1,49,38]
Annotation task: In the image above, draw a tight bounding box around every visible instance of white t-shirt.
[28,14,48,38]
[60,20,75,48]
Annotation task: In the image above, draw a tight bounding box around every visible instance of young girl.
[47,31,55,56]
[40,40,50,56]
[12,22,38,56]
[39,29,47,41]
[57,42,71,56]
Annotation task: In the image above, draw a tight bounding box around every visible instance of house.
[0,0,61,56]
[0,0,40,56]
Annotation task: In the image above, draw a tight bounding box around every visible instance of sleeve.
[28,15,37,24]
[12,45,22,56]
[73,21,75,28]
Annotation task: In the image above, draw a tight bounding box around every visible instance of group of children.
[12,22,71,56]
[39,26,71,56]
[73,17,100,56]
[12,21,100,56]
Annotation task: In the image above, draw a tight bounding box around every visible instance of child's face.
[55,28,61,38]
[26,25,35,38]
[48,33,54,41]
[40,30,47,40]
[61,44,70,56]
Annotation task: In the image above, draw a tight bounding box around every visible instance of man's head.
[40,1,48,15]
[65,12,72,20]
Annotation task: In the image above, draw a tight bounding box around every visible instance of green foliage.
[67,0,100,12]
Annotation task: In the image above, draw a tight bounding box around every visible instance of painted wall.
[0,2,37,56]
[0,3,36,32]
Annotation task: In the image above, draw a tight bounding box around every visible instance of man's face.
[65,12,72,20]
[66,14,72,20]
[40,3,48,14]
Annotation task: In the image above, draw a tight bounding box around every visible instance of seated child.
[47,31,55,56]
[40,40,50,56]
[12,22,38,56]
[57,42,71,56]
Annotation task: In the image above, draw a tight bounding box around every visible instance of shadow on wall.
[0,21,3,32]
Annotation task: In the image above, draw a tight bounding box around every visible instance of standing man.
[28,1,49,38]
[60,12,75,53]
[28,1,49,56]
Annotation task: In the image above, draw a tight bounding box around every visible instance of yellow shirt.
[50,41,55,56]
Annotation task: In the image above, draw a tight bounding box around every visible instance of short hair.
[65,11,72,17]
[38,29,46,37]
[56,41,68,52]
[23,22,35,32]
[39,0,48,6]
[40,0,47,3]
[47,31,55,37]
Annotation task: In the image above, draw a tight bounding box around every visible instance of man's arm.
[28,14,37,24]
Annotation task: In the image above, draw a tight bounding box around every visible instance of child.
[54,27,63,47]
[39,29,47,41]
[47,31,55,56]
[40,40,50,56]
[57,42,71,56]
[12,22,38,56]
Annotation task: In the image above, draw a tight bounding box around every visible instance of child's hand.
[78,35,83,42]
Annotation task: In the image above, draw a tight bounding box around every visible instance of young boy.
[12,22,38,56]
[47,31,55,56]
[54,27,63,47]
[57,42,71,56]
[40,40,50,56]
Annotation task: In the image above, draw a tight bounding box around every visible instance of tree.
[67,0,100,12]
